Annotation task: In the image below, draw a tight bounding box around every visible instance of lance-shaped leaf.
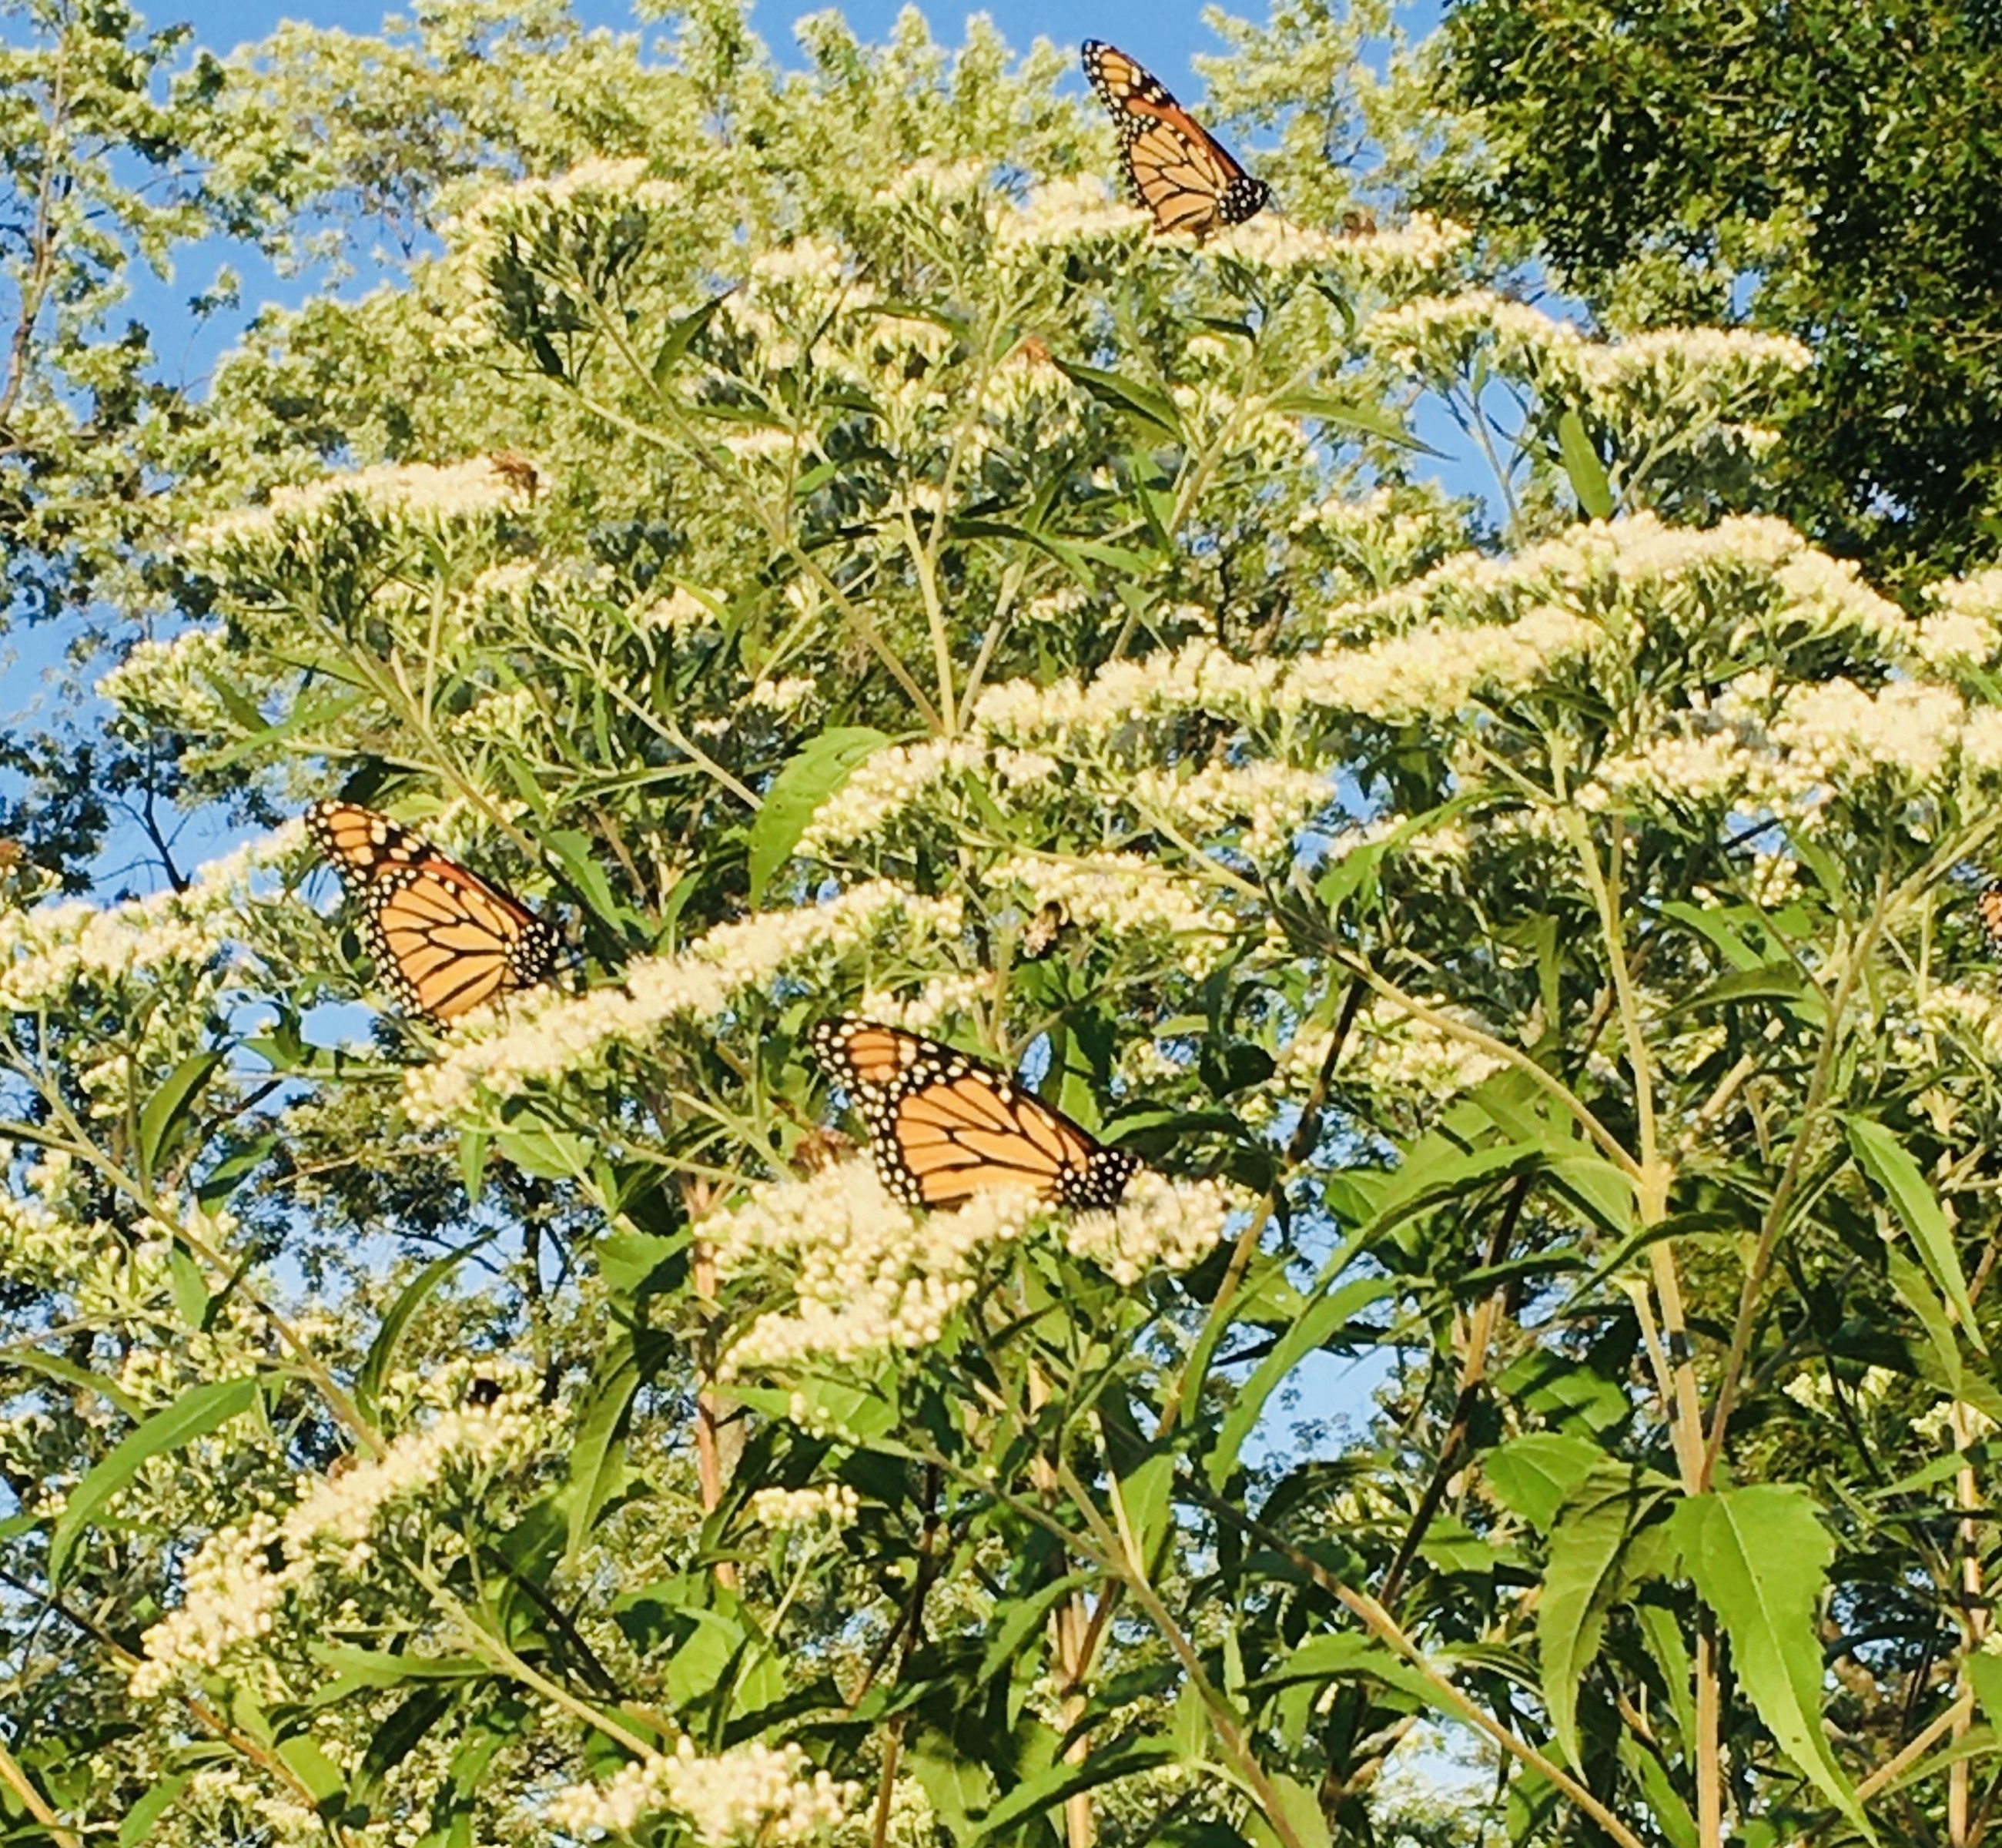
[1539,1463,1664,1767]
[1671,1485,1871,1836]
[1848,1115,1984,1352]
[746,726,891,903]
[1556,408,1615,518]
[51,1377,259,1585]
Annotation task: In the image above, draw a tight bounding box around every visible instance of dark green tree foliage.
[1433,0,2002,581]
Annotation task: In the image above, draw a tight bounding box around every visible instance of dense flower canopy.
[3,2,2002,1846]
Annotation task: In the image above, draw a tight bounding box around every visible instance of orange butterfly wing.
[810,1017,1140,1211]
[1980,881,2002,956]
[307,800,561,1023]
[1081,38,1270,239]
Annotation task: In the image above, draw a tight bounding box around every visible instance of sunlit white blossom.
[547,1737,855,1846]
[748,1483,861,1528]
[405,882,966,1124]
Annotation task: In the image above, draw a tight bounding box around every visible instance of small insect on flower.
[1019,899,1072,962]
[810,1017,1140,1212]
[1080,39,1270,239]
[306,801,564,1024]
[486,450,541,497]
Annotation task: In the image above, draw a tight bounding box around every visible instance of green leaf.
[138,1050,225,1183]
[1557,408,1615,519]
[665,1608,746,1707]
[457,1129,490,1207]
[1207,1274,1391,1490]
[119,1771,189,1846]
[1259,1632,1444,1712]
[1619,1736,1698,1848]
[1240,1770,1334,1848]
[745,726,891,903]
[977,1572,1091,1686]
[906,1741,996,1840]
[1671,1485,1870,1836]
[541,827,634,931]
[5,1349,144,1421]
[1635,1599,1698,1746]
[493,1123,594,1180]
[598,1229,685,1304]
[276,1733,346,1812]
[1053,358,1185,441]
[1540,1464,1658,1766]
[561,1336,641,1562]
[205,686,365,771]
[1267,388,1437,454]
[196,1131,277,1207]
[1971,1652,2002,1729]
[1112,1450,1175,1570]
[1848,1116,1984,1353]
[971,1735,1180,1840]
[651,291,730,387]
[359,1685,460,1793]
[1485,1433,1605,1532]
[51,1377,259,1585]
[167,1246,209,1329]
[308,1643,488,1686]
[356,1236,494,1424]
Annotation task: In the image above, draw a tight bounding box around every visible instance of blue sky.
[179,0,1250,84]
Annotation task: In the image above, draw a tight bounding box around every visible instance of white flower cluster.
[547,1738,855,1845]
[1783,1364,1897,1414]
[711,1162,1041,1372]
[973,640,1280,745]
[748,1483,861,1529]
[996,176,1147,250]
[855,971,989,1036]
[186,457,531,555]
[130,1397,536,1697]
[403,882,966,1123]
[1279,996,1506,1106]
[795,738,986,856]
[1766,678,1966,787]
[711,1159,1243,1371]
[1915,567,2002,668]
[987,852,1239,972]
[750,236,849,293]
[1209,211,1471,283]
[0,825,298,1012]
[1910,1398,2000,1446]
[746,676,819,714]
[450,685,541,745]
[1063,1170,1237,1287]
[1918,983,2002,1060]
[1127,760,1333,859]
[128,1515,290,1696]
[98,625,241,733]
[875,157,989,206]
[1284,603,1601,725]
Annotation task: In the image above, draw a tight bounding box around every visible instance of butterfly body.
[306,800,562,1023]
[1081,38,1270,239]
[810,1017,1140,1213]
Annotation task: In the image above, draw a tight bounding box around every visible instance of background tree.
[1424,0,2002,584]
[5,5,2002,1848]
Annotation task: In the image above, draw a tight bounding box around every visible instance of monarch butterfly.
[1980,880,2002,956]
[1081,39,1270,239]
[810,1017,1141,1212]
[306,800,564,1024]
